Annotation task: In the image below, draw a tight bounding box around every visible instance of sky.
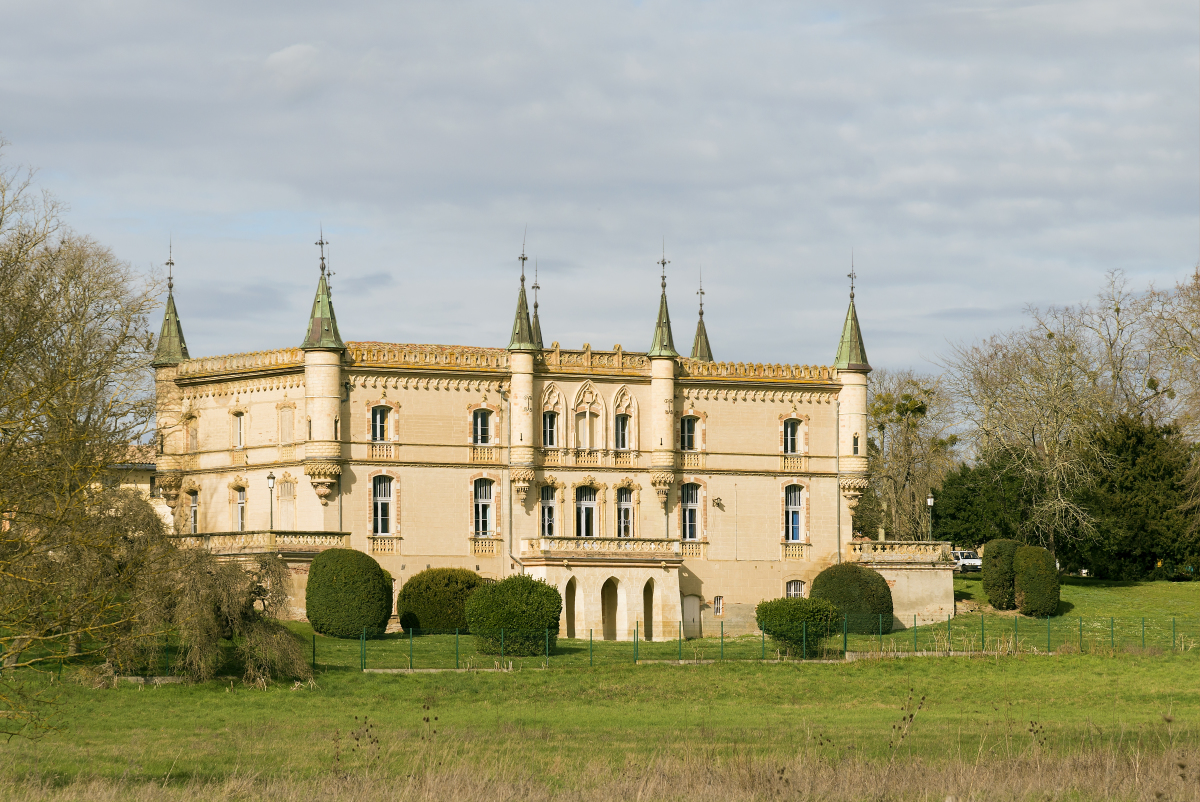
[1,0,1197,371]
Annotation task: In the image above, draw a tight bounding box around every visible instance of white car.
[952,550,982,573]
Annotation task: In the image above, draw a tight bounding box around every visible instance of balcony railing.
[368,536,400,555]
[280,444,296,462]
[782,541,810,560]
[540,448,562,466]
[613,450,637,468]
[523,536,681,559]
[370,443,394,460]
[681,540,706,559]
[679,452,705,470]
[471,537,500,556]
[780,455,808,473]
[575,449,601,467]
[167,530,350,556]
[849,540,952,563]
[470,446,499,464]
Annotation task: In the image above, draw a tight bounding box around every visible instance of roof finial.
[316,226,328,277]
[848,249,856,301]
[658,238,669,290]
[518,228,528,285]
[696,262,705,318]
[532,258,540,313]
[165,238,175,293]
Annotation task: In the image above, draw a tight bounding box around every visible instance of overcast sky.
[1,1,1197,371]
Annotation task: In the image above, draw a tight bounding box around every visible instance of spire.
[648,245,678,358]
[530,259,544,349]
[507,241,537,351]
[834,259,870,372]
[300,230,346,350]
[151,245,190,367]
[690,266,713,361]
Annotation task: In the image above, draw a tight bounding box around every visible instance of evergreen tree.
[932,459,1027,548]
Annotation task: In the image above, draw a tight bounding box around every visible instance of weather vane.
[316,227,328,276]
[848,250,856,300]
[519,227,528,283]
[697,263,705,317]
[165,239,174,292]
[658,239,669,289]
[532,259,540,312]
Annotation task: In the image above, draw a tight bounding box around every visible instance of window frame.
[188,491,199,534]
[785,580,805,599]
[681,482,700,540]
[616,487,633,537]
[783,419,800,455]
[372,475,393,535]
[472,409,491,445]
[575,486,597,537]
[542,411,557,448]
[473,478,494,537]
[615,414,630,451]
[235,487,246,532]
[713,596,724,616]
[371,406,390,443]
[540,484,556,537]
[679,416,698,452]
[852,433,860,456]
[233,412,245,449]
[784,484,804,542]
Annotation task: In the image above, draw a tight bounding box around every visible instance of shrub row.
[983,539,1060,616]
[465,574,561,655]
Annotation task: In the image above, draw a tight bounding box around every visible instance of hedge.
[396,567,484,631]
[1014,545,1060,617]
[464,575,562,656]
[982,539,1020,610]
[305,548,393,639]
[809,562,893,634]
[755,597,840,653]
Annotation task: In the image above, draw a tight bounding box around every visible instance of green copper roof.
[834,296,871,372]
[507,279,538,351]
[300,272,345,350]
[648,284,678,358]
[151,291,190,367]
[690,313,713,362]
[531,305,544,349]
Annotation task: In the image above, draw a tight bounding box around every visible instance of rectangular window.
[576,486,596,537]
[373,476,392,535]
[149,475,159,498]
[615,415,630,450]
[280,407,294,443]
[372,407,389,442]
[681,483,699,540]
[786,580,804,598]
[852,434,860,456]
[680,417,697,451]
[784,419,800,454]
[279,481,296,530]
[713,596,723,616]
[617,487,633,537]
[542,412,557,447]
[334,418,340,441]
[785,484,804,542]
[540,485,555,537]
[236,488,246,531]
[473,479,493,537]
[188,422,198,452]
[473,410,491,444]
[189,492,198,534]
[234,413,244,449]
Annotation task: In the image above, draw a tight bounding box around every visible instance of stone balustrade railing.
[176,348,304,377]
[524,536,681,557]
[849,541,952,563]
[168,530,350,556]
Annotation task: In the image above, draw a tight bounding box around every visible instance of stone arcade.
[151,245,954,640]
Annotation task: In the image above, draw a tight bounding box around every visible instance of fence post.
[947,614,951,654]
[1046,617,1051,655]
[981,615,985,653]
[312,633,316,671]
[1111,617,1114,650]
[546,628,550,664]
[360,627,366,671]
[1015,615,1018,653]
[1142,617,1146,650]
[761,628,765,660]
[914,615,917,653]
[1079,617,1082,653]
[501,629,505,661]
[409,627,413,670]
[634,622,639,664]
[843,615,848,658]
[456,629,459,670]
[678,622,682,661]
[1173,618,1176,651]
[878,614,883,649]
[720,621,724,661]
[802,621,807,660]
[589,629,593,667]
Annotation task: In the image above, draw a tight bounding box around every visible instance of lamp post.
[926,492,934,541]
[267,472,276,530]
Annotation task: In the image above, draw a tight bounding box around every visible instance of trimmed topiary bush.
[982,539,1020,610]
[305,548,392,639]
[396,567,484,631]
[755,597,840,653]
[1014,545,1060,617]
[810,562,893,634]
[464,575,561,656]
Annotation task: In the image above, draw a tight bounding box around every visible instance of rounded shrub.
[755,597,840,653]
[464,575,561,656]
[810,562,894,634]
[396,567,484,632]
[305,548,392,639]
[982,539,1020,610]
[1014,545,1060,617]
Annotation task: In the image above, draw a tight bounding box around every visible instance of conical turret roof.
[301,270,345,350]
[507,277,538,351]
[151,289,190,367]
[690,314,713,362]
[834,295,870,372]
[648,278,678,358]
[531,306,544,349]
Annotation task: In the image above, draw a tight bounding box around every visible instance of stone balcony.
[522,536,683,564]
[538,448,641,468]
[168,530,350,559]
[848,540,952,566]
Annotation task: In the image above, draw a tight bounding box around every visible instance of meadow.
[2,577,1198,801]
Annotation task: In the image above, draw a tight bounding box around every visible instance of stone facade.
[150,257,953,639]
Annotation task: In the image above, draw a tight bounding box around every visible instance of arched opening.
[601,578,619,641]
[565,577,577,639]
[642,579,654,641]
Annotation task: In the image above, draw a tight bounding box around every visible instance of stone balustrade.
[168,530,350,557]
[524,536,680,558]
[849,541,952,563]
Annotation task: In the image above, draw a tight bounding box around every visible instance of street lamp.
[267,472,276,530]
[926,492,934,541]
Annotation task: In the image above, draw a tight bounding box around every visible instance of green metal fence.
[308,615,1200,672]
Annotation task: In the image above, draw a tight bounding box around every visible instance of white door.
[682,594,702,638]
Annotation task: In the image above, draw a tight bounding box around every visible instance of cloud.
[0,0,1195,371]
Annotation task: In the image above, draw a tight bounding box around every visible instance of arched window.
[187,420,198,452]
[540,485,556,537]
[783,419,801,454]
[473,479,493,537]
[280,407,294,443]
[542,411,557,447]
[786,579,805,598]
[233,413,244,449]
[680,417,698,451]
[235,487,246,531]
[852,433,860,456]
[473,410,492,445]
[576,486,597,537]
[371,406,390,442]
[681,483,700,540]
[615,414,631,450]
[616,487,633,537]
[278,480,295,530]
[188,491,199,534]
[784,485,804,541]
[373,476,393,535]
[575,411,598,449]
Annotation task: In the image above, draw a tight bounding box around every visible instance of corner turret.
[151,262,189,367]
[689,271,713,362]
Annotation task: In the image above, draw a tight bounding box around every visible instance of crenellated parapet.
[346,342,509,371]
[175,348,305,379]
[678,358,835,383]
